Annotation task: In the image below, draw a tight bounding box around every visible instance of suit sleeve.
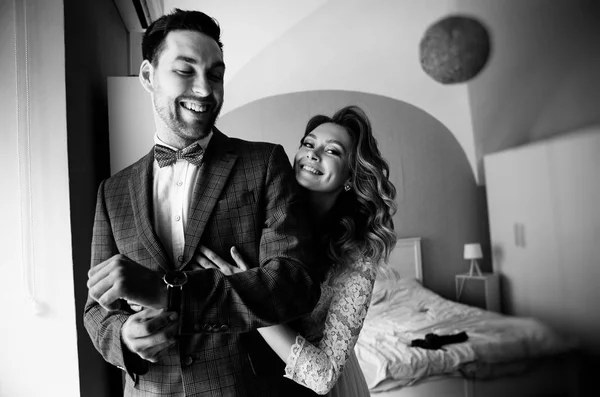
[83,180,148,378]
[181,144,321,334]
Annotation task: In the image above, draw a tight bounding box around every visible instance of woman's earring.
[344,184,351,192]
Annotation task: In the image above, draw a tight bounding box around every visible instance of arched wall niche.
[217,90,488,297]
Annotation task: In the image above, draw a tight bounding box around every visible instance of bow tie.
[154,143,204,168]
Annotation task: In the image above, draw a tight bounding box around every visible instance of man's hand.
[122,308,179,363]
[87,254,167,311]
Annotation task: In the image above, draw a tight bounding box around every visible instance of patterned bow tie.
[154,143,204,168]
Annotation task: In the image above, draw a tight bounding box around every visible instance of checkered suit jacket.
[84,129,322,396]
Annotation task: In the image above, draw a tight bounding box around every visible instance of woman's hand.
[194,245,249,275]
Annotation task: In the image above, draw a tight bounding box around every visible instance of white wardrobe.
[484,125,600,353]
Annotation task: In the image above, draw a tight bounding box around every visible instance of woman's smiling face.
[294,122,352,195]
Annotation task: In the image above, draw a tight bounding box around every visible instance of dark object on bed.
[411,331,469,350]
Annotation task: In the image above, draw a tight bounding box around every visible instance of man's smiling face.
[142,29,225,148]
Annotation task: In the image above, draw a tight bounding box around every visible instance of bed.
[355,238,581,397]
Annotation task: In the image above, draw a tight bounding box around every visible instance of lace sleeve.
[284,261,376,394]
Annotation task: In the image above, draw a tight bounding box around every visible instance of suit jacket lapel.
[183,129,238,266]
[129,150,170,271]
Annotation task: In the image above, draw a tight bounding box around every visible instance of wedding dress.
[284,260,375,396]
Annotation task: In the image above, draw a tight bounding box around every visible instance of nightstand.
[455,273,500,312]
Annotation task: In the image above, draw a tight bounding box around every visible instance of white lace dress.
[284,260,375,396]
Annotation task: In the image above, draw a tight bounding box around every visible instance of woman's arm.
[197,246,376,394]
[282,261,376,394]
[196,245,302,361]
[256,324,299,361]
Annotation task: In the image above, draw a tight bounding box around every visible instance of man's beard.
[154,96,222,140]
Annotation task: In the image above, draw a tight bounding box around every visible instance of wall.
[163,0,478,180]
[186,0,596,295]
[121,0,594,300]
[110,0,494,297]
[218,0,478,181]
[63,0,130,396]
[168,0,600,184]
[129,31,144,75]
[464,0,600,181]
[107,85,489,298]
[217,91,488,297]
[0,0,79,396]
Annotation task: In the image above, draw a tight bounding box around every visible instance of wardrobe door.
[485,150,528,315]
[485,143,562,320]
[547,129,600,351]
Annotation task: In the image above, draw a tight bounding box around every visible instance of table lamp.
[464,243,483,276]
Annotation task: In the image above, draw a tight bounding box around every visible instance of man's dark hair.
[142,8,223,64]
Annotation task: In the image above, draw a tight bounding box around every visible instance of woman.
[198,105,397,395]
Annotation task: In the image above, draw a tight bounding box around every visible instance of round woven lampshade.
[420,15,491,84]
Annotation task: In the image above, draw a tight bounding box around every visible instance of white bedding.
[355,277,577,392]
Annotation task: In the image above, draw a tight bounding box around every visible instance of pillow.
[371,267,421,305]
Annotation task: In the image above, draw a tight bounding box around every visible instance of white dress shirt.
[152,132,212,267]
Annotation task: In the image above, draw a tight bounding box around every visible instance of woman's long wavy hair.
[302,106,397,277]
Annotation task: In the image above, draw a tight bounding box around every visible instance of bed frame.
[367,237,581,397]
[387,237,423,282]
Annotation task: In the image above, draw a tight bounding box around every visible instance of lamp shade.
[464,243,483,260]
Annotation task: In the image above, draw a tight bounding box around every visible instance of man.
[84,9,321,396]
